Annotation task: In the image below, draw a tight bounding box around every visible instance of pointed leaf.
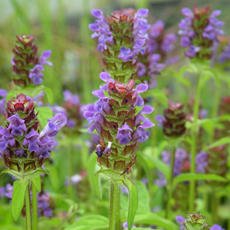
[44,87,54,104]
[134,211,178,230]
[12,180,29,221]
[31,175,41,193]
[203,137,230,151]
[122,178,138,230]
[173,173,227,187]
[92,171,102,200]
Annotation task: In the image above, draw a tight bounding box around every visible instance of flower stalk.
[25,184,32,230]
[32,183,38,230]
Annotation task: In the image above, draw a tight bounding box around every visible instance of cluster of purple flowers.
[0,94,67,172]
[84,72,154,145]
[29,50,53,85]
[178,6,224,59]
[89,9,150,61]
[155,149,208,187]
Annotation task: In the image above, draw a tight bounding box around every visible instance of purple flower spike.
[29,64,44,85]
[39,113,67,138]
[39,50,53,66]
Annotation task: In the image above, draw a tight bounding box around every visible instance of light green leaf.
[31,176,41,193]
[150,89,168,105]
[202,68,219,88]
[92,171,102,200]
[43,87,54,104]
[122,178,138,230]
[203,137,230,151]
[65,215,109,230]
[12,180,29,221]
[36,106,53,129]
[6,91,18,101]
[146,156,169,180]
[87,153,97,195]
[173,173,227,187]
[134,211,179,230]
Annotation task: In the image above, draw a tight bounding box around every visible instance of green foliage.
[65,215,109,230]
[31,176,41,193]
[11,180,29,221]
[36,106,53,129]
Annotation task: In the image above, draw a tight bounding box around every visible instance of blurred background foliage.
[0,0,229,104]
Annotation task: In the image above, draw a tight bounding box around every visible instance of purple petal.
[142,105,154,114]
[100,72,111,82]
[91,9,103,18]
[136,84,148,93]
[41,50,51,59]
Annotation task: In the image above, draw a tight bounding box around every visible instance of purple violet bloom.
[210,224,225,230]
[23,129,41,152]
[176,216,185,230]
[219,41,230,63]
[39,50,53,66]
[196,152,208,173]
[39,113,67,138]
[15,149,27,158]
[0,127,15,152]
[0,187,6,198]
[37,193,53,218]
[123,222,136,229]
[5,184,13,199]
[7,113,27,136]
[116,123,133,145]
[29,65,45,85]
[63,90,80,105]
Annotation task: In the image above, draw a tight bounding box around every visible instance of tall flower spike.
[87,9,154,175]
[178,6,224,60]
[138,20,178,88]
[89,9,150,83]
[12,34,52,86]
[0,94,67,176]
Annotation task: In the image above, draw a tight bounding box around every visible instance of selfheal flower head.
[161,100,186,138]
[12,34,52,86]
[0,94,66,174]
[89,8,149,83]
[84,71,154,175]
[178,6,224,60]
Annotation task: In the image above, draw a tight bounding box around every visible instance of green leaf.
[87,153,97,194]
[31,175,41,193]
[65,215,109,230]
[12,180,29,221]
[122,178,138,230]
[173,173,227,187]
[36,106,53,129]
[201,68,219,88]
[203,137,230,151]
[43,87,54,104]
[134,211,179,230]
[136,153,152,184]
[150,89,168,105]
[92,171,102,200]
[135,181,150,212]
[146,156,169,180]
[6,91,19,101]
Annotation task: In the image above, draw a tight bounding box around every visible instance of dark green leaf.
[203,137,230,151]
[12,180,29,221]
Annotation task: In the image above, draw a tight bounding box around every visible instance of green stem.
[209,83,220,143]
[25,184,32,230]
[189,73,201,212]
[68,144,74,200]
[109,182,120,230]
[165,146,176,219]
[32,183,38,230]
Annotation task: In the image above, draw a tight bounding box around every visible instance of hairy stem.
[25,184,32,230]
[189,73,201,212]
[165,146,176,219]
[109,182,120,230]
[32,183,38,230]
